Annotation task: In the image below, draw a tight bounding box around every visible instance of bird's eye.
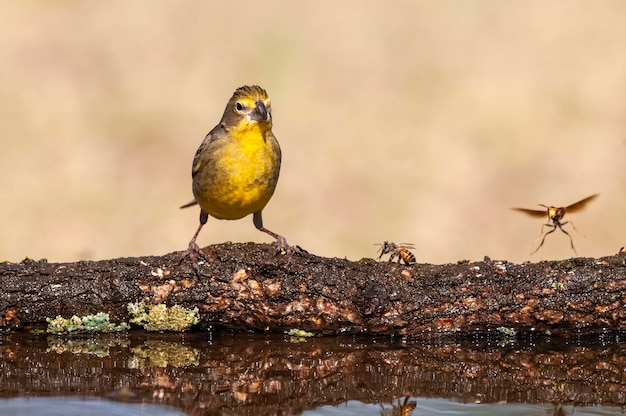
[235,102,244,112]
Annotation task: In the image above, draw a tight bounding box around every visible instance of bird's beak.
[252,101,270,122]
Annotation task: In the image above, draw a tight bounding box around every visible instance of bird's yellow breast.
[193,121,280,220]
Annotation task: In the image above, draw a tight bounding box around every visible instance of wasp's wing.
[565,194,599,213]
[511,207,547,218]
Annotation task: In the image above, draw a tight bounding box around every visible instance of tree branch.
[2,243,625,336]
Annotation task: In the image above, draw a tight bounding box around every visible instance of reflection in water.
[129,340,199,368]
[47,336,129,357]
[307,399,623,416]
[379,396,417,416]
[551,404,575,416]
[1,332,626,415]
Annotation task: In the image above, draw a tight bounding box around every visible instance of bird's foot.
[272,236,307,256]
[179,240,215,275]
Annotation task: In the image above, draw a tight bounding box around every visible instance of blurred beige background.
[1,1,625,265]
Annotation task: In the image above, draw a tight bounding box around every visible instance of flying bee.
[375,241,416,265]
[512,194,598,255]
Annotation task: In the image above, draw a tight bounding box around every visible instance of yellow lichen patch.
[127,302,199,332]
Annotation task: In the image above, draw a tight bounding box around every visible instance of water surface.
[1,331,625,415]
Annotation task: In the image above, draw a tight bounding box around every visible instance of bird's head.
[222,85,272,135]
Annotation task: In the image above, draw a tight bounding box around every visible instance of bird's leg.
[180,210,212,273]
[253,211,296,254]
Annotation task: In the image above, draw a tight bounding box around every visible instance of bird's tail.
[180,199,198,209]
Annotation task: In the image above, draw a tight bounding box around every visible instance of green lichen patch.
[287,328,314,338]
[497,326,517,336]
[46,312,129,335]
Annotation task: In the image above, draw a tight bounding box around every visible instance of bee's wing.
[565,194,599,213]
[511,207,547,218]
[398,243,416,249]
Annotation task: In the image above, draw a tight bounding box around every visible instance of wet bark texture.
[1,243,626,337]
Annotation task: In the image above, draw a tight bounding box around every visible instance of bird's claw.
[272,237,307,256]
[179,240,214,275]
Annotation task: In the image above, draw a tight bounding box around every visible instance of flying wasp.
[376,241,416,265]
[512,194,598,255]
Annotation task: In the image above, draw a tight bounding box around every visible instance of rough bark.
[1,243,626,337]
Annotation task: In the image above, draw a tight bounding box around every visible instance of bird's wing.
[181,124,227,209]
[191,124,227,178]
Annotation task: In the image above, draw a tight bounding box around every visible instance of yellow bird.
[181,85,293,262]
